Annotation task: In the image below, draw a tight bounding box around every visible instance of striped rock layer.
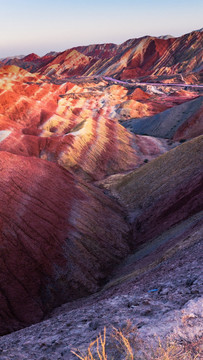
[0,151,130,335]
[0,66,176,181]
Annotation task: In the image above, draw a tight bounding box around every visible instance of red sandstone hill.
[22,53,40,62]
[0,151,130,335]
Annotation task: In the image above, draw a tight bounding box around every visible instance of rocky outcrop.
[40,50,97,77]
[0,151,130,335]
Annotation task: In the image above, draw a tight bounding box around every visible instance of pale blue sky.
[0,0,202,57]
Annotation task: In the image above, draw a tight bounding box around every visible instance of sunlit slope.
[0,67,169,180]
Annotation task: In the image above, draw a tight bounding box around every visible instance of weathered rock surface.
[0,151,130,335]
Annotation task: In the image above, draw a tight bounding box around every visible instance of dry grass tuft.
[71,320,202,360]
[71,327,107,360]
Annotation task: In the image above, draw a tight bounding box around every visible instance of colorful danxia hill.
[0,29,202,359]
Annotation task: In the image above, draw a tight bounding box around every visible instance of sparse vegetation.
[71,327,108,360]
[71,321,202,360]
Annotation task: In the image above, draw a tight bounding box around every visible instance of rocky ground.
[0,218,202,360]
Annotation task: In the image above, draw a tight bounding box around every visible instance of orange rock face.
[129,88,151,101]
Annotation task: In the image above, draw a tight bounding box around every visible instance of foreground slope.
[0,212,202,360]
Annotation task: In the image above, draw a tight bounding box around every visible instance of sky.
[0,0,202,58]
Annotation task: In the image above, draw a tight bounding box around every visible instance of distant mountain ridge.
[1,29,202,83]
[0,54,25,62]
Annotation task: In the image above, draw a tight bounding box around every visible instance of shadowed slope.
[100,136,203,247]
[122,96,203,140]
